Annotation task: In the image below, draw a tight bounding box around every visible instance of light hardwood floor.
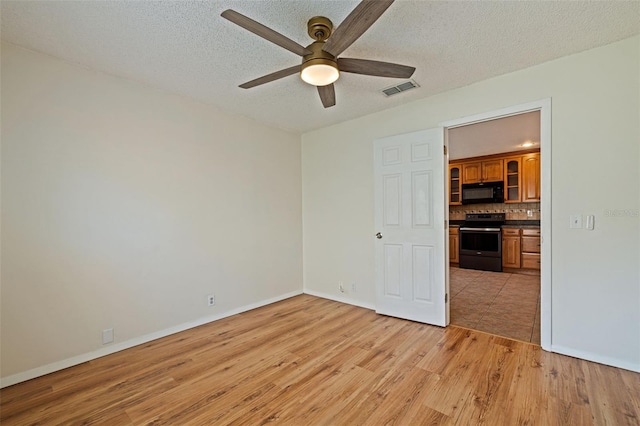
[450,267,541,344]
[1,295,638,425]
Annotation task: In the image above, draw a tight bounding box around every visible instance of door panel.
[374,128,447,326]
[384,244,403,297]
[383,174,402,227]
[412,171,432,228]
[412,245,434,302]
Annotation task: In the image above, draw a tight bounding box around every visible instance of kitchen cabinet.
[462,162,481,183]
[448,150,539,205]
[502,227,540,271]
[449,227,459,264]
[503,156,522,203]
[521,228,541,270]
[502,228,521,268]
[462,159,503,184]
[522,153,541,202]
[449,164,462,205]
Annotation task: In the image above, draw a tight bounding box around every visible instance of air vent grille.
[381,80,419,97]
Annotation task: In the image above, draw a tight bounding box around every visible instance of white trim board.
[440,98,553,352]
[551,345,640,373]
[0,290,303,388]
[303,289,376,311]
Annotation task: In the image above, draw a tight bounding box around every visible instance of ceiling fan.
[221,0,415,108]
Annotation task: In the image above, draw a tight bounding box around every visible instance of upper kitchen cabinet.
[462,159,503,184]
[503,156,522,203]
[522,153,541,202]
[462,162,481,183]
[483,159,504,182]
[448,150,540,205]
[449,164,462,205]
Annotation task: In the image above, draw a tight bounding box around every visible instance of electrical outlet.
[207,294,215,306]
[102,328,114,345]
[338,281,345,293]
[351,282,357,293]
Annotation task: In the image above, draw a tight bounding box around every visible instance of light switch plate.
[570,215,583,229]
[586,215,595,230]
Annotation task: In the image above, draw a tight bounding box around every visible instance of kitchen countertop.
[504,220,540,227]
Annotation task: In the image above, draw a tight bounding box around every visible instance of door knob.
[376,232,383,239]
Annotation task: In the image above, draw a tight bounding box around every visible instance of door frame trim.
[440,98,552,351]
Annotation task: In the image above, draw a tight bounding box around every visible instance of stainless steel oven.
[458,213,505,272]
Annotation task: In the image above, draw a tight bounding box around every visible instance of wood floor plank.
[1,294,638,425]
[452,338,519,424]
[584,360,640,425]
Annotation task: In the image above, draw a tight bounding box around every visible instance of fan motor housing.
[307,16,333,41]
[302,41,337,64]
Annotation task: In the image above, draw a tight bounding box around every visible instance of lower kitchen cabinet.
[449,227,459,264]
[502,227,541,271]
[502,228,521,268]
[521,253,541,269]
[521,228,541,270]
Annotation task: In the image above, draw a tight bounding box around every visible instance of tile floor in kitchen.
[450,266,541,344]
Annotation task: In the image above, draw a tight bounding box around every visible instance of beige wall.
[2,34,639,381]
[1,43,302,379]
[302,36,640,371]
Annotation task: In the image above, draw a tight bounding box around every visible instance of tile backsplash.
[450,202,540,221]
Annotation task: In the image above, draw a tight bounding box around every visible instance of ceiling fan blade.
[239,65,301,89]
[318,84,336,108]
[322,0,394,57]
[221,10,311,57]
[338,58,415,78]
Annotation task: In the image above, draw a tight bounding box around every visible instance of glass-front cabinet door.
[503,157,521,203]
[449,164,462,205]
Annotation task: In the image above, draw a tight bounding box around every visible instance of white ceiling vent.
[381,80,420,97]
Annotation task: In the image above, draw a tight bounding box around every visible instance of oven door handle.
[459,227,502,232]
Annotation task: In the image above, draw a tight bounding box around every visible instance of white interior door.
[374,128,448,326]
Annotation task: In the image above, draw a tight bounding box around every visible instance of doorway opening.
[441,100,551,349]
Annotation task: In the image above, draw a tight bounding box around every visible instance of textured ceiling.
[2,1,639,134]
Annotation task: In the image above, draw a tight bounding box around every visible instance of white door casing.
[374,128,448,326]
[440,98,551,350]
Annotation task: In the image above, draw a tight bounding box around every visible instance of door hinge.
[444,145,448,155]
[445,293,448,303]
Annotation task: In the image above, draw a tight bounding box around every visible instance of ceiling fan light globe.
[301,60,339,86]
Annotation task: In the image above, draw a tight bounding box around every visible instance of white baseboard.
[0,290,303,388]
[551,344,640,373]
[303,289,375,311]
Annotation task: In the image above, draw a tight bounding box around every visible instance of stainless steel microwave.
[462,181,504,204]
